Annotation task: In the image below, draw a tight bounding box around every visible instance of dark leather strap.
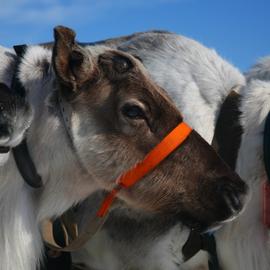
[182,230,221,270]
[12,139,43,188]
[182,229,203,261]
[264,111,270,183]
[41,247,72,270]
[203,234,221,270]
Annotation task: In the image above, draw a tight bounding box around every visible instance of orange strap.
[97,122,192,217]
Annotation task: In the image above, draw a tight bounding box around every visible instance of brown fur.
[52,26,248,230]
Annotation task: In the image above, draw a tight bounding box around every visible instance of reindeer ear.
[53,26,95,92]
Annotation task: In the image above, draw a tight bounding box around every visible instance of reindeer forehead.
[88,49,178,113]
[84,45,146,75]
[84,45,110,59]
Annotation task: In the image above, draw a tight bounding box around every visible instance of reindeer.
[74,53,270,270]
[0,26,247,270]
[0,82,32,163]
[214,57,270,270]
[52,31,248,270]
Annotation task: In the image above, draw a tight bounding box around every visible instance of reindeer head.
[0,83,32,148]
[52,26,248,231]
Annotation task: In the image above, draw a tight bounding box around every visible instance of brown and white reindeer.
[0,26,247,270]
[60,31,248,270]
[72,52,270,270]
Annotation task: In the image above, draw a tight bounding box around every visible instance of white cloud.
[0,0,182,25]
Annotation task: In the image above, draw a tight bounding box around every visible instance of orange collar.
[97,121,192,217]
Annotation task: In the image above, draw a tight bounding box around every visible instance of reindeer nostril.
[216,174,248,216]
[215,176,248,215]
[223,188,243,212]
[0,124,11,140]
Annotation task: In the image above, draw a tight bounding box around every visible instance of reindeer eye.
[113,55,133,74]
[121,104,145,119]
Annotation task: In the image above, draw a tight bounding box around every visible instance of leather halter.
[58,95,89,175]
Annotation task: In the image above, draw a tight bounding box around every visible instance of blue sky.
[0,0,269,71]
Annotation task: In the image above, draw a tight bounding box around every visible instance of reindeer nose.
[219,183,246,213]
[216,174,248,217]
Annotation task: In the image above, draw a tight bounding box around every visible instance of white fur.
[0,152,10,165]
[0,160,42,269]
[245,56,270,83]
[0,46,16,87]
[75,223,209,270]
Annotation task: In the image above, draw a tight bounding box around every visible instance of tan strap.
[42,213,107,252]
[61,210,79,241]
